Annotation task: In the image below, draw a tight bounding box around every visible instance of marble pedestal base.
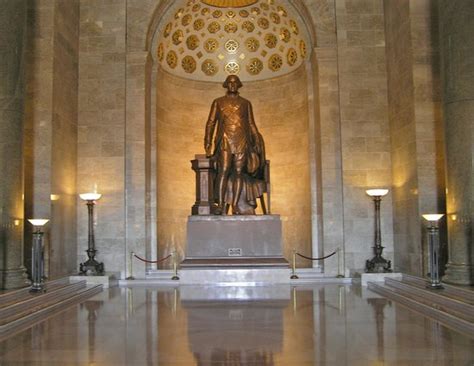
[182,215,288,268]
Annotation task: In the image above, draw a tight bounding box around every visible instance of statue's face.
[226,76,241,93]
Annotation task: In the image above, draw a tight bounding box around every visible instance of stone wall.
[336,0,394,273]
[78,0,126,275]
[156,67,312,266]
[384,0,445,275]
[24,0,79,278]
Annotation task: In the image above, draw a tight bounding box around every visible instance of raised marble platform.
[69,272,118,288]
[360,272,402,286]
[182,214,288,268]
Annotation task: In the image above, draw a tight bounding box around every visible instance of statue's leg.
[215,150,231,215]
[232,153,245,214]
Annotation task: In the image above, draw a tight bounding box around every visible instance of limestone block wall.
[336,0,394,273]
[77,0,126,275]
[384,0,445,275]
[24,0,79,278]
[156,67,312,266]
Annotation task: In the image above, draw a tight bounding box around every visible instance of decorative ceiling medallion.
[175,8,184,19]
[226,10,236,18]
[280,27,291,42]
[251,7,260,15]
[277,6,287,16]
[212,10,223,18]
[166,50,178,68]
[268,54,283,71]
[157,43,164,61]
[270,12,281,24]
[204,38,219,53]
[182,14,192,26]
[202,59,219,76]
[245,37,260,52]
[172,30,184,45]
[242,21,255,32]
[300,40,307,58]
[239,9,249,17]
[182,55,197,73]
[201,0,258,8]
[186,35,200,50]
[287,48,297,66]
[290,20,299,35]
[164,22,173,37]
[201,7,210,15]
[208,21,221,33]
[224,22,238,33]
[260,3,269,10]
[264,33,278,48]
[257,18,269,29]
[192,3,201,11]
[193,18,205,31]
[246,58,263,75]
[225,61,240,74]
[225,39,239,53]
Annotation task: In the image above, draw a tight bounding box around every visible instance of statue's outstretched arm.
[205,100,218,157]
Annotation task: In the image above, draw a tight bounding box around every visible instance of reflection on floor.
[0,284,473,365]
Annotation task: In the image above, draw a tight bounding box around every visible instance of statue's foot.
[232,206,241,215]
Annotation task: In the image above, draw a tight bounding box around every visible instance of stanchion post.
[126,251,135,280]
[171,251,180,280]
[336,247,344,278]
[290,249,298,279]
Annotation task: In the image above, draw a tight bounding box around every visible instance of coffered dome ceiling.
[156,0,310,81]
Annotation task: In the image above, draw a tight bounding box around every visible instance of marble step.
[401,274,474,305]
[384,278,474,322]
[0,277,69,308]
[368,282,474,337]
[0,281,87,323]
[0,284,103,340]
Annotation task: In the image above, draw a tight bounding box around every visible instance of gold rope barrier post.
[171,251,180,280]
[336,247,344,278]
[290,249,298,279]
[126,251,135,280]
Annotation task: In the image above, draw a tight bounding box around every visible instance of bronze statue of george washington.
[204,75,266,215]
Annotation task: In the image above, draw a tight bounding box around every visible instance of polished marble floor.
[0,284,473,365]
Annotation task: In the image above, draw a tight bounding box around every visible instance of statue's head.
[223,75,242,93]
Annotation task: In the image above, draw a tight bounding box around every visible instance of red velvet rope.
[296,250,337,261]
[133,253,172,264]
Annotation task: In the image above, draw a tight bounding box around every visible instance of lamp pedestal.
[30,229,45,293]
[366,194,392,273]
[79,199,104,275]
[427,223,443,289]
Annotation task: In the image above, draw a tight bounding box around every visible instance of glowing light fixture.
[79,193,102,201]
[422,214,444,222]
[366,189,389,197]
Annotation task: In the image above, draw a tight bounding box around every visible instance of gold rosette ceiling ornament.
[156,0,310,81]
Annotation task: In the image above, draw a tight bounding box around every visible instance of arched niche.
[144,0,322,269]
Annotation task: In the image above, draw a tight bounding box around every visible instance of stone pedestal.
[191,154,215,215]
[182,215,288,268]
